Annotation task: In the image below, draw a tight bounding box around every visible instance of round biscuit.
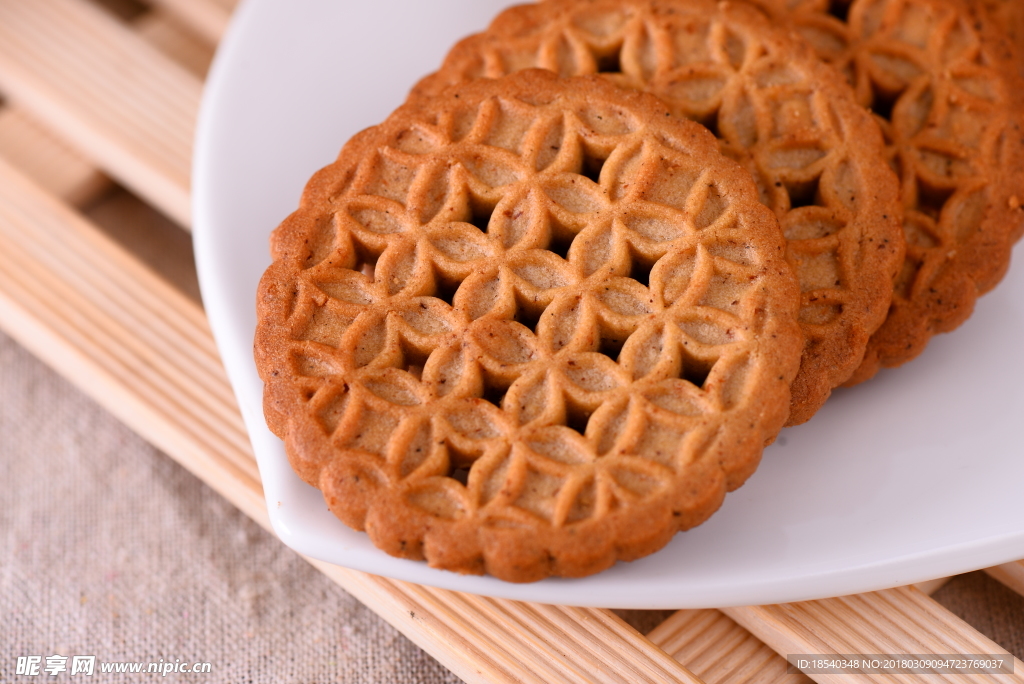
[256,71,804,581]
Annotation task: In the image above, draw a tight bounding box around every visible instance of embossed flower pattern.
[269,81,798,528]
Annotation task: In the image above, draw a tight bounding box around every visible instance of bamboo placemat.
[1,0,1023,682]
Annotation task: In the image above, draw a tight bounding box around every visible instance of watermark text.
[15,655,211,677]
[788,653,1014,675]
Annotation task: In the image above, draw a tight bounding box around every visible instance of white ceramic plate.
[193,0,1024,608]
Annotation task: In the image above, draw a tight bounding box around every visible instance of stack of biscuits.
[255,0,1024,582]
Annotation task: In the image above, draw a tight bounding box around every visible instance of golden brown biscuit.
[963,1,1024,80]
[743,0,1024,382]
[414,0,905,424]
[256,71,803,581]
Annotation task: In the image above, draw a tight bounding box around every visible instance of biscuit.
[964,1,1024,81]
[414,0,905,424]
[743,0,1024,382]
[256,71,803,581]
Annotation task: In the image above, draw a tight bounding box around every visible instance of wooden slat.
[722,586,1024,684]
[0,8,212,210]
[646,580,950,684]
[0,0,200,227]
[649,609,813,684]
[0,160,259,484]
[985,561,1024,598]
[144,0,234,45]
[912,577,952,596]
[0,155,705,684]
[312,576,706,684]
[134,8,216,77]
[0,107,108,207]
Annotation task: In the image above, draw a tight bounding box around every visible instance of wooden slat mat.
[1,0,1023,681]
